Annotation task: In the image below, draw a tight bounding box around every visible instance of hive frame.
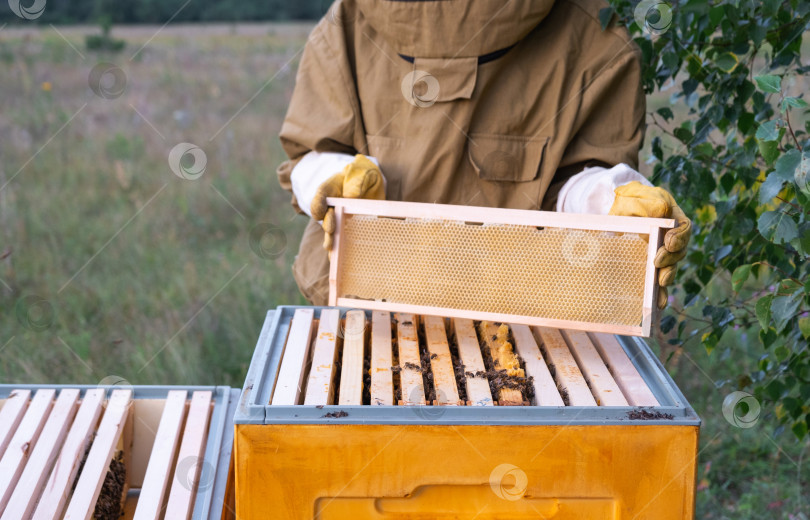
[237,306,701,425]
[0,385,238,520]
[327,198,675,337]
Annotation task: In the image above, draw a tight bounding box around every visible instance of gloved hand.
[310,154,386,252]
[608,181,692,309]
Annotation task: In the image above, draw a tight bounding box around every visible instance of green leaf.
[714,52,739,72]
[709,5,724,26]
[657,107,674,121]
[716,244,732,261]
[778,279,802,293]
[792,421,807,440]
[756,294,774,330]
[774,149,802,181]
[755,120,780,141]
[731,264,752,291]
[755,74,782,93]
[781,97,808,111]
[757,140,780,165]
[771,290,802,333]
[660,315,676,333]
[759,172,786,203]
[738,112,755,134]
[759,327,777,348]
[598,7,614,30]
[702,332,719,354]
[799,317,810,339]
[674,127,693,144]
[758,211,799,244]
[795,151,810,195]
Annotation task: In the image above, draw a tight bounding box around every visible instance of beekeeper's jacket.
[277,0,646,304]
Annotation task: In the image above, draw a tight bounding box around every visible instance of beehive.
[234,306,700,520]
[327,198,676,336]
[0,385,238,520]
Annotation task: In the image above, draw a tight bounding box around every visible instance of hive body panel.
[235,307,701,519]
[235,423,698,520]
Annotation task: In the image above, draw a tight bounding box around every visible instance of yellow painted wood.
[235,423,698,520]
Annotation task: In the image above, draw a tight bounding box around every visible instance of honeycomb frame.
[326,198,675,337]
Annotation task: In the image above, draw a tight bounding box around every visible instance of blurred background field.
[0,20,807,519]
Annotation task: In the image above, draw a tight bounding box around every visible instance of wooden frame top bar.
[326,198,675,234]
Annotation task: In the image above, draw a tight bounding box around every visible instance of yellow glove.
[608,181,692,309]
[310,154,386,251]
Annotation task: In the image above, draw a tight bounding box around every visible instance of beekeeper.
[277,0,690,307]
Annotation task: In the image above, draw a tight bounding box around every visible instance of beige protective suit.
[277,0,645,304]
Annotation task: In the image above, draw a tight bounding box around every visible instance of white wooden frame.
[327,198,674,337]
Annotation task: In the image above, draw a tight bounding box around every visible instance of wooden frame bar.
[479,322,524,406]
[0,389,55,516]
[451,319,493,406]
[133,390,188,520]
[0,389,31,457]
[369,311,395,406]
[63,389,132,520]
[164,391,214,520]
[338,310,366,405]
[326,198,675,233]
[510,325,564,407]
[3,389,79,520]
[32,389,105,520]
[327,198,674,337]
[423,316,461,405]
[562,331,628,406]
[304,309,341,406]
[396,313,426,405]
[589,332,659,406]
[532,327,596,406]
[271,309,316,405]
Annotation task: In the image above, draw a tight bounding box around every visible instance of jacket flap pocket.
[410,57,478,103]
[468,134,549,182]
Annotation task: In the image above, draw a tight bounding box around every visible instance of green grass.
[0,24,312,386]
[0,23,807,518]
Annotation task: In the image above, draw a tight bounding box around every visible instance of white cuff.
[556,163,651,214]
[291,152,381,218]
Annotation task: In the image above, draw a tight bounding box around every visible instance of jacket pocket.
[467,134,549,183]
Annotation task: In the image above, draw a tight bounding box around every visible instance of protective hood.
[354,0,556,59]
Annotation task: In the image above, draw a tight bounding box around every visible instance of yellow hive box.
[234,307,700,519]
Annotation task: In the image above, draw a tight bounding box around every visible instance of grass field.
[0,23,807,518]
